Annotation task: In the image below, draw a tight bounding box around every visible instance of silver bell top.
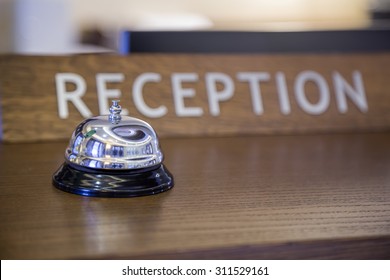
[65,100,163,170]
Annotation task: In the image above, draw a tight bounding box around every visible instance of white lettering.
[294,71,330,115]
[171,73,203,117]
[206,73,234,116]
[55,70,367,119]
[275,72,291,115]
[237,72,270,115]
[132,73,167,118]
[333,71,368,113]
[55,73,92,119]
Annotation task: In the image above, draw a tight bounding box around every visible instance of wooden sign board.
[0,53,389,142]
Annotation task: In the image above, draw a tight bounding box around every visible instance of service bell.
[52,100,174,197]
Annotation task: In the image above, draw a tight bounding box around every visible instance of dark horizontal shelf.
[120,29,390,54]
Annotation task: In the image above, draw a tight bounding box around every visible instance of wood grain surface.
[0,132,390,259]
[1,54,390,142]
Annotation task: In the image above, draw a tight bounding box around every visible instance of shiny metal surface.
[65,101,163,170]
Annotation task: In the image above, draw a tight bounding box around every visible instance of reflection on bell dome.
[65,115,163,170]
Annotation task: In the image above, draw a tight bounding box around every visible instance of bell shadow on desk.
[53,190,168,259]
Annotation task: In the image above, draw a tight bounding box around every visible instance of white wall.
[69,0,371,30]
[0,0,373,53]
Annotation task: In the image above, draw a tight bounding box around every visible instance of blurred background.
[1,0,390,54]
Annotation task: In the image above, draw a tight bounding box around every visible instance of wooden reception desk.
[0,132,389,259]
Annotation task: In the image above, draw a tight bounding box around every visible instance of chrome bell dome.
[66,100,163,170]
[52,100,174,197]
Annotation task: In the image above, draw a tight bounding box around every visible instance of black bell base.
[52,163,174,197]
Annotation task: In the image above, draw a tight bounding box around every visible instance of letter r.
[55,73,92,119]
